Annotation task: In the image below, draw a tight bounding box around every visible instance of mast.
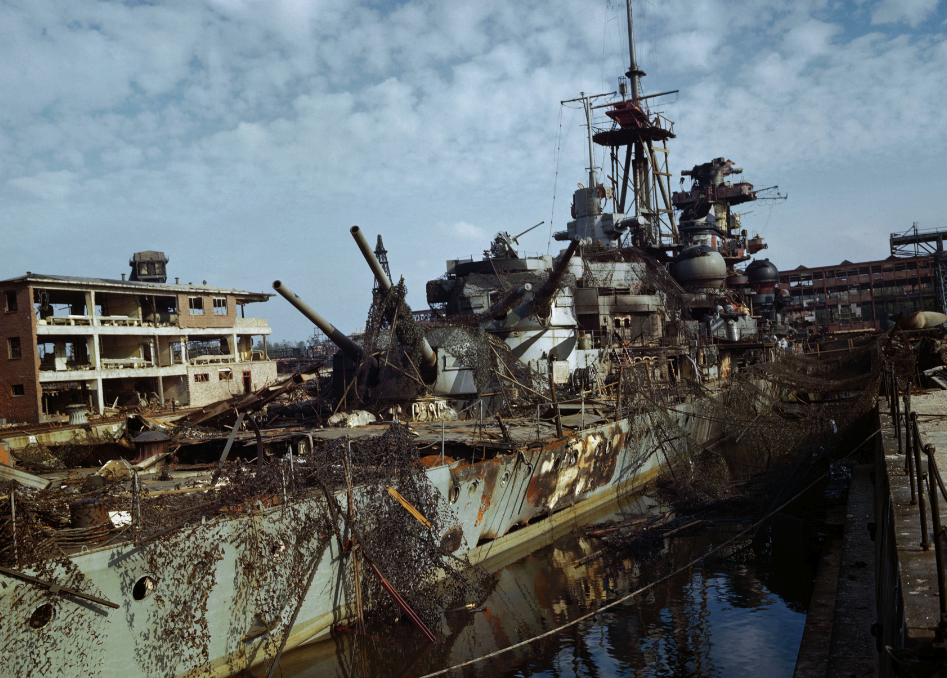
[581,93,598,190]
[625,1,642,101]
[625,0,650,224]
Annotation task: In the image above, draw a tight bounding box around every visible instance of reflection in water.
[246,496,813,678]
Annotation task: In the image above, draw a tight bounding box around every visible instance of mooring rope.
[418,427,883,678]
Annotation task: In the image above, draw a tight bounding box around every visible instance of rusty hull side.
[445,421,641,549]
[438,378,755,551]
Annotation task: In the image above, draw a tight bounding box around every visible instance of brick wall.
[176,293,237,329]
[185,361,277,407]
[0,285,41,423]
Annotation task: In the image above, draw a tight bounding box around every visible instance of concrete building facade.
[777,255,939,333]
[0,273,276,424]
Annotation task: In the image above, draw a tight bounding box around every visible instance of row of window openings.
[190,297,227,316]
[9,371,243,396]
[194,372,234,382]
[9,338,248,363]
[9,372,243,397]
[790,283,932,296]
[793,298,936,318]
[781,263,927,284]
[785,274,929,288]
[4,290,227,317]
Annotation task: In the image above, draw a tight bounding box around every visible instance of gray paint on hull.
[0,397,731,678]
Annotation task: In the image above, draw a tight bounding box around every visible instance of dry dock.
[874,388,947,676]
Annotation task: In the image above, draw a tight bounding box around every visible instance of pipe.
[272,280,367,366]
[350,226,437,371]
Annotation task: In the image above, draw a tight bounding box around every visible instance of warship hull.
[1,390,737,678]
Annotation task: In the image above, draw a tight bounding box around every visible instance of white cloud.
[8,170,78,200]
[453,222,487,241]
[872,0,940,27]
[0,0,944,336]
[782,19,841,58]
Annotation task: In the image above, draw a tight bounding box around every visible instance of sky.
[2,0,946,341]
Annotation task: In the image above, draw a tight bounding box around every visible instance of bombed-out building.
[0,252,276,424]
[777,255,940,333]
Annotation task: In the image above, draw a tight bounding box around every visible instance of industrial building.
[0,252,276,424]
[777,254,939,333]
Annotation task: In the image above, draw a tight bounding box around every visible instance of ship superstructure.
[0,5,793,678]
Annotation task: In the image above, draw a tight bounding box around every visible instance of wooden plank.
[0,463,50,491]
[651,146,669,153]
[387,487,432,529]
[218,411,245,464]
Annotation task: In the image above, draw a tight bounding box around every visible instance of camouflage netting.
[582,332,891,566]
[346,279,548,418]
[426,326,541,403]
[0,423,493,677]
[427,267,564,327]
[582,243,691,320]
[305,425,495,630]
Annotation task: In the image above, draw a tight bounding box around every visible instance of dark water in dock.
[252,496,817,678]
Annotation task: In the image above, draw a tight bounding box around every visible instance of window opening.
[213,298,226,315]
[8,337,21,359]
[4,290,16,313]
[189,297,204,315]
[194,373,209,383]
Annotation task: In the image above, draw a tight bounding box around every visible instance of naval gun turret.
[496,239,581,328]
[350,226,438,381]
[272,280,377,371]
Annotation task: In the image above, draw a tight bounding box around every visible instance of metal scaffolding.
[890,223,947,315]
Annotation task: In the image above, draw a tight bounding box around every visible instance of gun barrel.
[350,225,437,371]
[272,280,367,365]
[529,239,580,312]
[351,226,393,293]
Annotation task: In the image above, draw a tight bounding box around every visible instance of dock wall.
[875,393,947,676]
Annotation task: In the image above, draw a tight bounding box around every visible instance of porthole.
[132,575,157,601]
[28,603,55,630]
[449,486,460,504]
[467,480,480,497]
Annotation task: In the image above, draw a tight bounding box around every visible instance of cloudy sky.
[2,0,945,340]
